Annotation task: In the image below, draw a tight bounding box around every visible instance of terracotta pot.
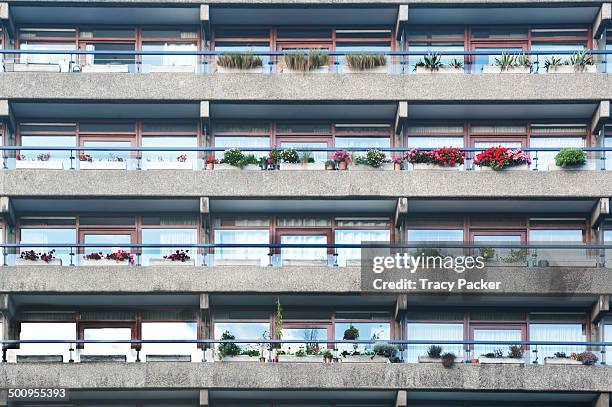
[259,356,266,363]
[471,358,479,364]
[206,163,214,170]
[337,162,348,171]
[324,356,333,364]
[325,163,335,170]
[394,162,402,171]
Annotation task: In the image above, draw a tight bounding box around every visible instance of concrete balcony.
[1,362,611,393]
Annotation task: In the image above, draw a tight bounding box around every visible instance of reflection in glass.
[141,229,197,265]
[334,322,390,353]
[141,322,197,356]
[406,323,463,362]
[83,327,131,355]
[473,329,522,359]
[214,229,269,265]
[20,228,76,265]
[19,323,76,360]
[334,230,389,266]
[214,322,269,353]
[280,235,327,263]
[281,328,327,354]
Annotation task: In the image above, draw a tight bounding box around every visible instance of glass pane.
[406,323,463,362]
[281,328,328,354]
[20,42,76,65]
[20,228,76,265]
[214,44,271,73]
[531,43,585,73]
[84,43,135,67]
[141,228,197,265]
[334,322,390,353]
[213,229,269,264]
[473,329,522,359]
[407,137,464,148]
[83,328,131,355]
[83,140,131,163]
[472,47,523,72]
[408,44,464,71]
[334,230,389,266]
[83,234,131,255]
[20,135,76,169]
[529,137,584,170]
[280,235,327,263]
[280,141,327,162]
[142,136,197,166]
[214,322,269,354]
[141,322,197,357]
[19,322,76,359]
[334,137,390,151]
[407,229,464,242]
[214,136,269,159]
[529,323,585,362]
[529,230,583,242]
[141,43,197,72]
[474,141,522,149]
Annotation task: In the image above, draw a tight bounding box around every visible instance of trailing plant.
[325,159,335,169]
[218,330,241,358]
[391,156,404,165]
[281,148,300,164]
[554,148,586,168]
[441,352,456,368]
[373,342,397,359]
[572,351,598,366]
[479,247,495,260]
[85,252,104,261]
[404,148,432,164]
[163,249,191,262]
[20,249,56,263]
[570,51,593,67]
[241,349,260,357]
[474,146,531,170]
[363,149,387,168]
[217,52,263,70]
[415,52,442,71]
[205,156,218,164]
[345,54,386,70]
[508,345,524,359]
[554,352,568,358]
[427,345,443,359]
[284,49,330,71]
[404,147,464,166]
[343,324,360,341]
[544,56,563,71]
[322,350,333,360]
[332,150,350,164]
[106,250,134,264]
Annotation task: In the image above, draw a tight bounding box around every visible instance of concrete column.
[594,3,612,39]
[592,101,610,137]
[200,5,209,23]
[395,101,408,136]
[592,295,609,325]
[395,390,407,407]
[395,198,408,229]
[394,294,407,322]
[593,392,610,407]
[199,389,209,407]
[395,5,408,40]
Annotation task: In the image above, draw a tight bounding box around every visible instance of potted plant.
[15,152,63,170]
[391,156,404,171]
[216,52,264,74]
[572,351,598,366]
[544,56,563,73]
[145,154,193,170]
[323,349,334,364]
[474,146,531,171]
[349,150,392,171]
[544,351,583,365]
[282,49,330,73]
[82,250,134,266]
[325,160,335,170]
[415,52,442,73]
[406,147,464,170]
[479,345,525,364]
[372,342,398,363]
[344,54,387,74]
[148,249,195,266]
[550,51,596,74]
[16,249,61,266]
[483,52,531,74]
[217,149,260,170]
[446,59,464,73]
[261,148,281,170]
[278,345,325,363]
[418,344,443,363]
[332,150,350,170]
[218,331,255,362]
[205,156,217,170]
[552,148,587,170]
[441,352,456,368]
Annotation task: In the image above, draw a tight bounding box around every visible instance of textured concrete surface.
[2,169,612,198]
[0,72,610,102]
[0,266,609,295]
[1,363,611,391]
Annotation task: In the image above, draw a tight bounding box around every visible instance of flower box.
[341,355,388,363]
[282,66,330,74]
[547,65,597,74]
[281,162,326,171]
[343,66,388,74]
[220,355,261,362]
[348,163,394,171]
[415,66,464,74]
[482,65,531,74]
[148,258,195,266]
[543,357,582,365]
[15,258,62,266]
[277,355,323,363]
[243,164,261,171]
[144,161,194,170]
[81,258,130,266]
[145,354,192,362]
[13,63,61,72]
[548,161,596,171]
[412,163,459,171]
[478,163,529,172]
[215,163,240,170]
[80,354,127,363]
[216,65,264,74]
[478,357,525,365]
[16,354,64,363]
[16,160,64,170]
[81,64,129,73]
[417,356,461,364]
[79,161,127,170]
[148,65,195,73]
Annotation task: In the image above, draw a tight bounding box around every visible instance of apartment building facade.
[0,0,611,406]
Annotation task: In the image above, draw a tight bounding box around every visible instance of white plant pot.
[220,355,262,362]
[79,161,127,170]
[144,161,194,170]
[412,163,459,171]
[16,160,64,170]
[216,65,264,74]
[343,65,387,74]
[415,66,463,74]
[81,258,130,266]
[282,66,329,74]
[547,65,597,74]
[281,162,326,171]
[478,357,525,364]
[349,163,394,171]
[13,63,61,72]
[81,64,129,73]
[243,164,262,171]
[341,355,388,363]
[482,65,531,74]
[478,163,529,172]
[214,163,240,170]
[277,355,323,363]
[148,65,195,73]
[148,258,196,266]
[543,357,583,365]
[548,160,596,171]
[15,258,62,266]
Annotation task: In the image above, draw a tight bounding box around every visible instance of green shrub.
[282,148,300,163]
[364,150,387,168]
[554,148,586,167]
[218,331,241,358]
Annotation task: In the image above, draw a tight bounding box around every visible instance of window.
[281,326,329,354]
[334,219,390,266]
[213,218,270,265]
[335,322,390,353]
[82,327,132,356]
[20,227,76,266]
[19,122,77,169]
[407,229,464,242]
[19,29,77,67]
[529,323,585,362]
[19,322,76,360]
[141,29,198,72]
[280,234,327,264]
[214,322,269,354]
[472,327,523,360]
[406,323,463,362]
[407,29,464,72]
[141,228,197,266]
[214,136,270,159]
[529,126,585,170]
[141,322,198,357]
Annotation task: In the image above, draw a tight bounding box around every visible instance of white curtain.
[406,323,463,362]
[141,228,196,265]
[473,329,522,359]
[163,43,197,67]
[529,324,585,362]
[280,235,326,262]
[334,230,389,266]
[214,230,269,261]
[407,137,464,149]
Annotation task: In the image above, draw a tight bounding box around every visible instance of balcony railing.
[5,146,612,171]
[0,338,609,365]
[0,49,610,75]
[5,243,611,268]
